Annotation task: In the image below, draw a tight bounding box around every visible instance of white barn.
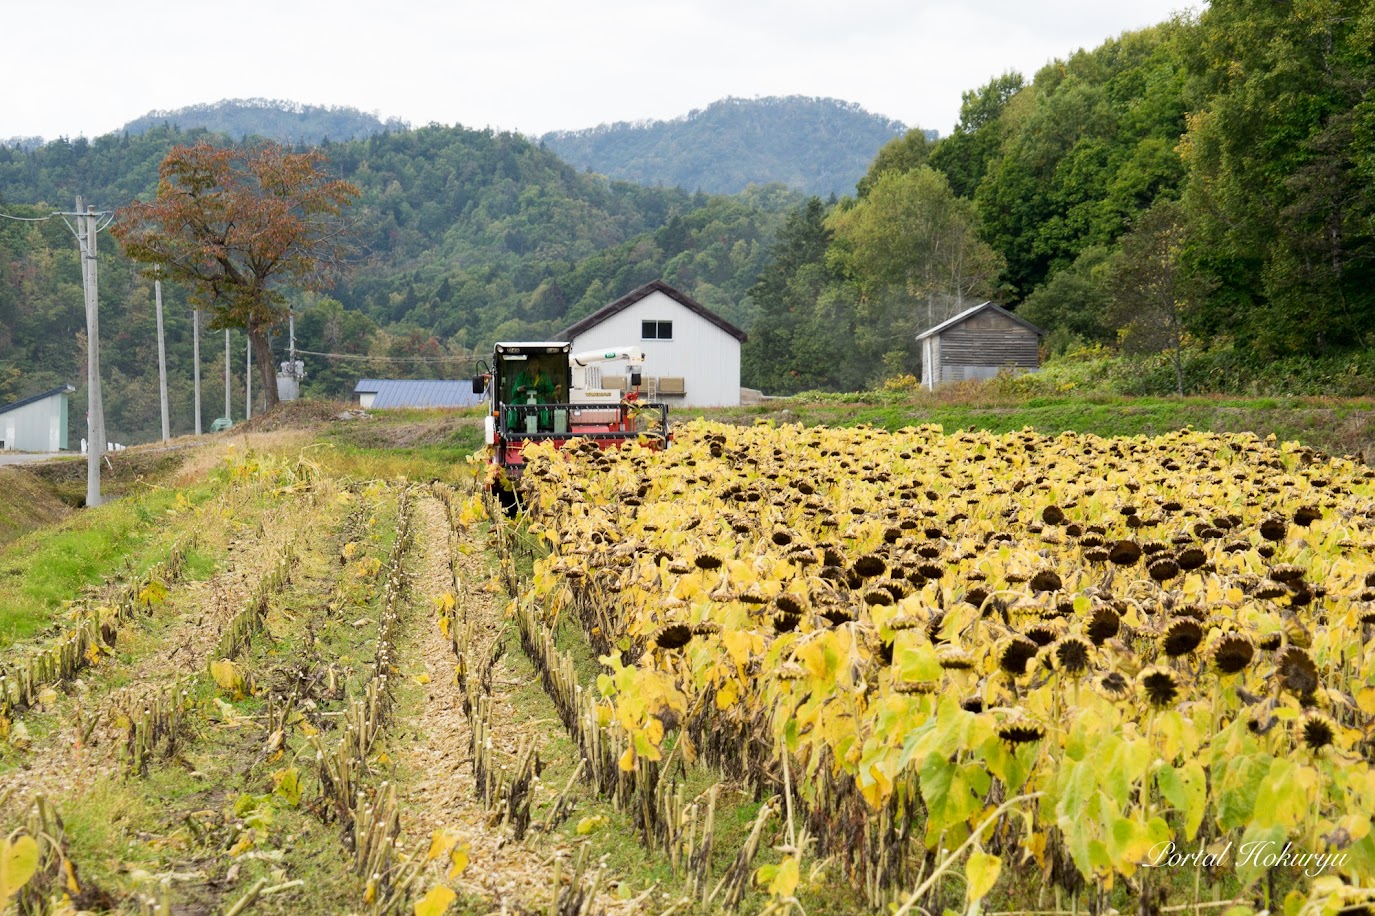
[556,280,747,407]
[0,384,74,452]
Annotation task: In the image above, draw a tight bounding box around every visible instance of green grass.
[0,483,218,649]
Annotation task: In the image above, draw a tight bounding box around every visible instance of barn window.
[641,320,673,340]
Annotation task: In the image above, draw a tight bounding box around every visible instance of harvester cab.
[472,341,670,504]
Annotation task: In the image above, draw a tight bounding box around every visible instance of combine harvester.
[473,341,670,509]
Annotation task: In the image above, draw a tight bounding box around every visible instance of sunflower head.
[1086,606,1121,645]
[893,679,939,695]
[693,552,723,571]
[937,646,976,670]
[997,636,1040,677]
[1162,619,1204,657]
[1147,555,1181,582]
[1212,633,1255,674]
[1297,711,1337,752]
[1094,670,1132,701]
[1277,646,1319,697]
[997,719,1046,746]
[1051,636,1094,676]
[1139,665,1182,709]
[653,624,694,650]
[852,554,887,579]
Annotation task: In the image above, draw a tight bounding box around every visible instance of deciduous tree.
[113,141,359,409]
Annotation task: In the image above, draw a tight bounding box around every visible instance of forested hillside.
[119,99,408,146]
[0,124,795,443]
[3,0,1372,444]
[541,96,915,197]
[744,1,1375,395]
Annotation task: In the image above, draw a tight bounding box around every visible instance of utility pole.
[224,329,231,421]
[192,308,201,435]
[154,268,169,442]
[61,197,108,508]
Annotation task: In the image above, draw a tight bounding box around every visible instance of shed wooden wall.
[937,311,1039,382]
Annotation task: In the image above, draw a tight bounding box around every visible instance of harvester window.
[641,320,673,340]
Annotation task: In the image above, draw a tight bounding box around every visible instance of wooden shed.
[916,302,1043,390]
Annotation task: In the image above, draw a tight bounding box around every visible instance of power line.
[0,212,57,222]
[294,348,479,364]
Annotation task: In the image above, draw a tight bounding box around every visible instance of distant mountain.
[120,99,409,145]
[541,96,928,198]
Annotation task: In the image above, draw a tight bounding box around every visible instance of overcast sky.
[5,0,1198,143]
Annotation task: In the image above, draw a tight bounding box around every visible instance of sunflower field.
[513,418,1375,913]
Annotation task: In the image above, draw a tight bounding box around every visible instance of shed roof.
[353,379,483,409]
[915,301,1044,341]
[556,279,748,343]
[0,384,75,416]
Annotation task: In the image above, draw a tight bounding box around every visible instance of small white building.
[0,384,74,452]
[556,280,747,407]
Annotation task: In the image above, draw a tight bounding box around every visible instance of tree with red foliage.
[113,141,359,410]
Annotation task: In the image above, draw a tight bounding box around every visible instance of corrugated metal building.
[556,280,747,407]
[0,384,75,452]
[917,302,1043,391]
[353,379,485,410]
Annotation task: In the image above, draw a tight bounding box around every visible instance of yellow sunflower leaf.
[414,884,456,916]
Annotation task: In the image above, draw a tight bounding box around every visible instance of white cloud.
[2,0,1199,142]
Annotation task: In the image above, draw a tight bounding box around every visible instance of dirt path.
[391,495,627,914]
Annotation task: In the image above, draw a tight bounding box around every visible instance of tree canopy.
[113,141,359,408]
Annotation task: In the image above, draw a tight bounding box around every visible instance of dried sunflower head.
[1094,670,1132,701]
[937,646,975,670]
[1277,646,1319,696]
[1147,555,1181,582]
[1051,636,1094,676]
[1162,619,1204,657]
[693,552,723,571]
[997,719,1046,746]
[1297,711,1337,752]
[1086,606,1121,645]
[997,636,1040,677]
[653,624,694,650]
[1029,569,1063,593]
[1025,622,1062,647]
[888,614,923,632]
[862,588,894,607]
[852,554,887,579]
[1212,633,1255,674]
[893,679,939,695]
[1139,666,1182,709]
[1109,540,1143,566]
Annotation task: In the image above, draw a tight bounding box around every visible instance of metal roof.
[353,379,484,409]
[0,384,75,416]
[915,301,1044,341]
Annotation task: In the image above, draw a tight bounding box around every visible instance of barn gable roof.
[556,280,748,343]
[915,301,1044,341]
[0,384,75,417]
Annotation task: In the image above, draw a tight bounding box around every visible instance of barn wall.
[569,290,741,406]
[0,393,68,452]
